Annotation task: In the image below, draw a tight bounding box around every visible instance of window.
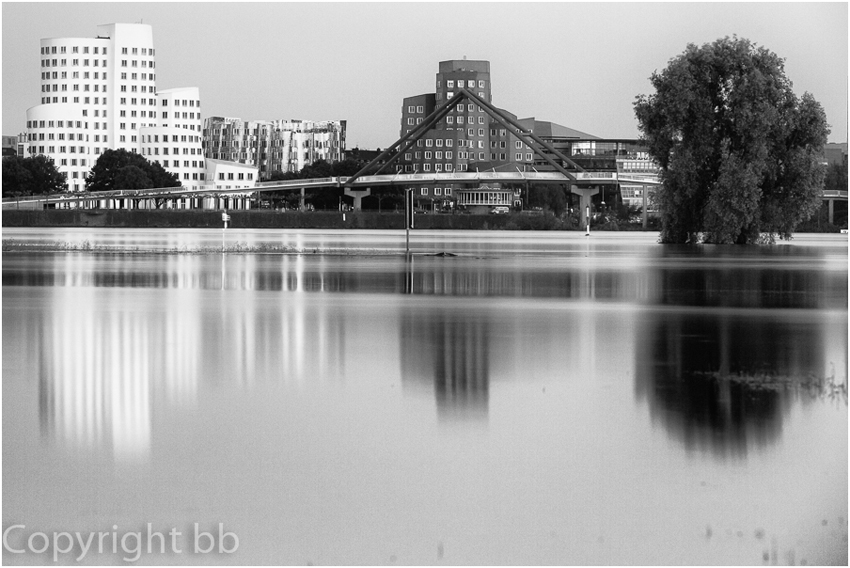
[408,106,415,113]
[425,151,432,159]
[407,117,414,125]
[446,151,453,159]
[416,105,424,113]
[425,139,433,147]
[457,116,464,125]
[526,153,533,161]
[447,80,454,88]
[458,80,464,88]
[447,92,453,99]
[478,80,485,88]
[516,153,522,161]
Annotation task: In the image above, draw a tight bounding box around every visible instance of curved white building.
[140,87,205,190]
[25,23,211,194]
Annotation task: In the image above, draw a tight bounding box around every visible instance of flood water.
[2,229,848,565]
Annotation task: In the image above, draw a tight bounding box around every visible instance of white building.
[203,116,346,179]
[24,23,216,194]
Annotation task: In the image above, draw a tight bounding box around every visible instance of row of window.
[442,79,486,89]
[40,95,112,105]
[142,146,202,157]
[208,139,337,148]
[119,60,155,69]
[42,59,107,67]
[41,83,107,93]
[619,161,658,172]
[406,105,426,114]
[405,151,456,160]
[41,71,109,80]
[58,158,87,167]
[30,145,86,154]
[120,47,154,56]
[216,172,253,180]
[42,45,108,55]
[118,97,157,106]
[419,187,453,196]
[119,72,154,81]
[28,120,90,129]
[402,163,470,172]
[30,128,106,141]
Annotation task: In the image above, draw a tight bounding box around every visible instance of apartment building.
[23,23,211,192]
[203,117,346,179]
[398,59,545,206]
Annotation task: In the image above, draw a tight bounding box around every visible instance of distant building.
[23,23,207,191]
[823,142,848,167]
[21,22,240,195]
[394,59,661,213]
[203,117,346,179]
[2,135,17,157]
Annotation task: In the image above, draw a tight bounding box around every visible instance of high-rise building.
[24,23,207,192]
[397,60,541,177]
[203,117,346,179]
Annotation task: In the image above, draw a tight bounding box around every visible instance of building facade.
[23,23,214,193]
[203,117,346,179]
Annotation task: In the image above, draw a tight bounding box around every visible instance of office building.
[23,23,211,193]
[203,117,346,179]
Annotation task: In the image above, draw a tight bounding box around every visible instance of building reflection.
[635,247,848,458]
[400,309,491,421]
[34,253,347,463]
[6,252,664,303]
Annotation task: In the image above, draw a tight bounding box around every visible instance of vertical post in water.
[405,188,413,254]
[585,204,590,236]
[222,210,230,252]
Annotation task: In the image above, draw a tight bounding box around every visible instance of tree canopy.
[85,148,180,192]
[2,155,67,197]
[634,36,830,243]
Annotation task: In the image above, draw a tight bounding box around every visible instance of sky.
[2,2,847,149]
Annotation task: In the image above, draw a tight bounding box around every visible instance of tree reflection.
[635,245,846,457]
[400,309,490,421]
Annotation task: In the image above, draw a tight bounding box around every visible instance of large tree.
[634,36,830,243]
[85,148,180,193]
[2,155,67,197]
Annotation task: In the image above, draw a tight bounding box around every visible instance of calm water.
[3,229,848,565]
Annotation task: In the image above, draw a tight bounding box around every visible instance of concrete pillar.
[829,199,835,225]
[571,186,599,229]
[642,185,648,229]
[344,187,372,211]
[300,187,305,210]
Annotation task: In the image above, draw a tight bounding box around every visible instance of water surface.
[3,229,847,565]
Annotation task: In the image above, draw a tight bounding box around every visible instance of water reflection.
[635,246,848,457]
[400,308,490,421]
[31,268,347,463]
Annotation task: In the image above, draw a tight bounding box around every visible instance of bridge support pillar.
[829,199,835,225]
[571,186,599,229]
[344,187,371,211]
[300,187,305,211]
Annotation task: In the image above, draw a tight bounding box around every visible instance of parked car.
[490,206,510,215]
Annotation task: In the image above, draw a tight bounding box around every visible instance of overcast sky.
[3,2,847,148]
